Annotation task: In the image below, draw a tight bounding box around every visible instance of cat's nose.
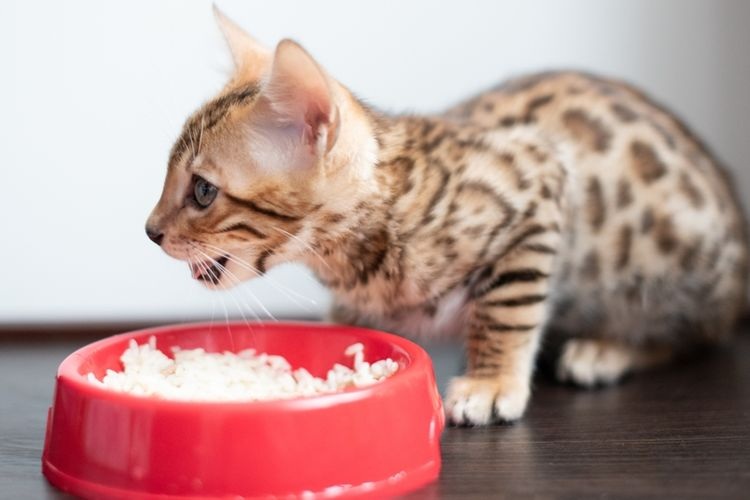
[145,226,164,246]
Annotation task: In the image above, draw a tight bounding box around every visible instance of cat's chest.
[370,286,472,339]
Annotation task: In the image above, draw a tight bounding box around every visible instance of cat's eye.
[193,176,218,209]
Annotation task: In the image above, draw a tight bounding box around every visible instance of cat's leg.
[556,339,673,387]
[446,251,556,425]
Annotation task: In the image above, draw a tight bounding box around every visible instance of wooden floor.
[1,324,749,499]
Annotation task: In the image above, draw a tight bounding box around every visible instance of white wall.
[2,0,749,323]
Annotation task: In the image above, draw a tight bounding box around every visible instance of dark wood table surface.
[2,324,749,499]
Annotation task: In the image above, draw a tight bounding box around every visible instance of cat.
[146,8,748,425]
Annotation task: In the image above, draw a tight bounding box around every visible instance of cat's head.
[146,8,377,288]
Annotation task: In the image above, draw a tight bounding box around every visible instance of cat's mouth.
[189,255,229,285]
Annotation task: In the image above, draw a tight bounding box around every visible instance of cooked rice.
[87,337,399,401]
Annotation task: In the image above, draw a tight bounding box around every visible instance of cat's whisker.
[178,134,192,161]
[209,267,260,331]
[200,258,237,344]
[197,239,316,307]
[192,246,264,326]
[220,271,266,327]
[208,288,219,334]
[191,244,277,322]
[187,252,210,329]
[189,251,219,332]
[218,266,277,322]
[272,226,333,272]
[200,242,318,309]
[194,256,232,330]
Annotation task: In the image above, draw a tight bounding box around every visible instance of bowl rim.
[56,320,433,411]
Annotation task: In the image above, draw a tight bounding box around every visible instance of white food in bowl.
[87,337,399,401]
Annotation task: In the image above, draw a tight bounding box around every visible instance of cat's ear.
[213,5,271,79]
[259,39,340,156]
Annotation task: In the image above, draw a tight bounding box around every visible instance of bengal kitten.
[146,10,748,425]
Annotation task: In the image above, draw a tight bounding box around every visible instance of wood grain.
[1,325,748,499]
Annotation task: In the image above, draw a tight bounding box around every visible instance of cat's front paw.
[445,375,530,426]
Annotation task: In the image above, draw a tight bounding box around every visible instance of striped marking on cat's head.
[168,84,261,170]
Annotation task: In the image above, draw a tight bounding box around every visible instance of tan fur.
[147,14,748,425]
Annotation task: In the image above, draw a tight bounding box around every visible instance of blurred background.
[2,0,749,325]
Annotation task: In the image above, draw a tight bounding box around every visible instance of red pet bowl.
[42,322,444,499]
